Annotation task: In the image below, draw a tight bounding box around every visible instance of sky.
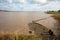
[0,0,60,11]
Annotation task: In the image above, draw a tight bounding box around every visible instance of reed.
[51,14,60,20]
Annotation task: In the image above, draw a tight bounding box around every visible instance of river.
[0,11,56,34]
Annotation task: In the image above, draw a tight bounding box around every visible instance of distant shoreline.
[0,10,43,12]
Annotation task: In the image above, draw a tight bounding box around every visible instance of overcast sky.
[0,0,60,11]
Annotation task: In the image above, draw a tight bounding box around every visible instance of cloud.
[0,0,60,11]
[48,0,60,1]
[15,0,26,3]
[41,1,60,11]
[34,0,47,3]
[7,0,13,3]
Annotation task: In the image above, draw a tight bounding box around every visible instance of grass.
[0,33,54,40]
[46,10,60,20]
[46,11,60,14]
[0,32,57,40]
[0,34,40,40]
[51,14,60,20]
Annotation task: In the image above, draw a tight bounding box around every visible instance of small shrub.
[18,35,24,40]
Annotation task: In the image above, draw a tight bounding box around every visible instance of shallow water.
[0,11,56,34]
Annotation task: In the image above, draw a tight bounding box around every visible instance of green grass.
[46,10,60,20]
[0,34,55,40]
[0,34,39,40]
[46,11,60,14]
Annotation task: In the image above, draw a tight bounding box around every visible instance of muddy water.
[0,11,56,34]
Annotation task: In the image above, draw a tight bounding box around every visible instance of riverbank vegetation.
[51,14,60,20]
[46,10,60,14]
[46,10,60,20]
[0,33,42,40]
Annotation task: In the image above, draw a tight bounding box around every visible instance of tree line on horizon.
[46,10,60,14]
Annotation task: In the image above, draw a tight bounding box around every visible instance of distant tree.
[58,10,60,12]
[51,11,54,12]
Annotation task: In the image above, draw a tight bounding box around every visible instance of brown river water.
[0,11,56,34]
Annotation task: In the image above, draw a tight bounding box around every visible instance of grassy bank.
[46,10,60,20]
[0,34,42,40]
[46,10,60,14]
[0,33,55,40]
